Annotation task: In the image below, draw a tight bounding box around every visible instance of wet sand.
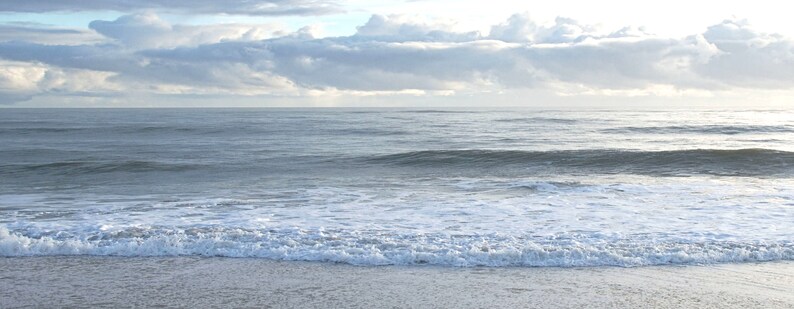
[1,257,793,308]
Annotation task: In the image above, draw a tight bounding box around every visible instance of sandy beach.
[1,257,792,308]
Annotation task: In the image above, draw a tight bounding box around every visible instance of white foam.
[2,175,794,267]
[2,226,792,267]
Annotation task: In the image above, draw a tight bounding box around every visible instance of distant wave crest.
[364,148,794,176]
[1,160,201,175]
[602,125,794,135]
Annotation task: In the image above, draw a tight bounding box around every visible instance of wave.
[398,110,477,114]
[602,125,794,135]
[1,160,201,175]
[2,226,791,267]
[132,126,200,133]
[494,117,578,124]
[328,128,411,136]
[0,125,208,135]
[0,127,90,134]
[364,148,794,176]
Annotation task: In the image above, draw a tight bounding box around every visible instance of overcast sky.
[1,0,793,107]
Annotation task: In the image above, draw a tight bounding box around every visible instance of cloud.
[695,20,794,87]
[0,60,120,104]
[0,61,40,104]
[88,13,284,49]
[0,41,139,73]
[1,13,793,105]
[488,14,639,44]
[354,14,480,42]
[0,0,340,16]
[0,23,106,45]
[135,15,791,93]
[135,34,539,93]
[526,38,701,88]
[487,13,538,43]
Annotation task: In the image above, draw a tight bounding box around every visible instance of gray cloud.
[0,41,138,73]
[695,20,794,87]
[526,38,699,88]
[0,0,340,16]
[135,35,535,92]
[1,13,793,105]
[0,94,32,105]
[0,24,106,45]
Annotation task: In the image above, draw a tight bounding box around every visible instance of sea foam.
[2,226,793,267]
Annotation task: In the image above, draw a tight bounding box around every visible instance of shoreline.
[2,257,793,308]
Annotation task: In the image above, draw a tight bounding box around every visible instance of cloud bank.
[1,13,793,105]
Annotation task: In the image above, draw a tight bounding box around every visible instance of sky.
[0,0,793,108]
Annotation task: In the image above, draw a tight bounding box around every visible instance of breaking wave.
[2,226,791,267]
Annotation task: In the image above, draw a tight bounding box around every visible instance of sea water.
[1,108,793,267]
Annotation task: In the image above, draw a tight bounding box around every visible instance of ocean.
[1,108,793,267]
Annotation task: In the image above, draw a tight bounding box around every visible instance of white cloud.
[88,13,286,49]
[1,13,793,105]
[487,13,538,43]
[355,14,480,42]
[0,60,120,104]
